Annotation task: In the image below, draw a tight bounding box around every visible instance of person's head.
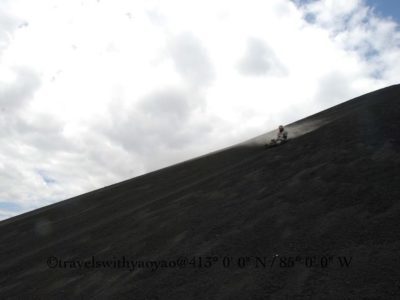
[279,125,284,132]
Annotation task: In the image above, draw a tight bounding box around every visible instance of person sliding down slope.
[265,125,288,148]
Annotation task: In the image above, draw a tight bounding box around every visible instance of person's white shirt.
[276,126,288,143]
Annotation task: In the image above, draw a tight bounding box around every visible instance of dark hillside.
[1,84,400,299]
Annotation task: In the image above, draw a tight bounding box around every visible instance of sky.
[0,0,399,220]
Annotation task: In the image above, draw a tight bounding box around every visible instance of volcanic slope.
[1,84,400,299]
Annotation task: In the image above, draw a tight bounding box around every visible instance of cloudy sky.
[1,0,399,220]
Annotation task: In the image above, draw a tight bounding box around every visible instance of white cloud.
[168,32,215,88]
[0,67,40,113]
[237,37,288,77]
[0,0,399,220]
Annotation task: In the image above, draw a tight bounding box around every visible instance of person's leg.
[265,139,274,148]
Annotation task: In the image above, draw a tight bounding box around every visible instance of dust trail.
[241,118,331,146]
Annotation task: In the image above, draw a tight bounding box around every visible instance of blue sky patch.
[365,0,400,24]
[0,201,22,212]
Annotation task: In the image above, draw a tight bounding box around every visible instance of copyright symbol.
[177,256,188,268]
[47,256,58,268]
